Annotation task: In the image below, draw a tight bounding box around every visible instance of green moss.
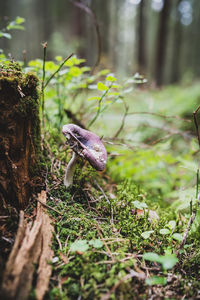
[44,149,199,299]
[0,61,43,178]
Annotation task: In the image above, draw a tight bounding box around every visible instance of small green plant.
[0,16,25,40]
[143,252,178,286]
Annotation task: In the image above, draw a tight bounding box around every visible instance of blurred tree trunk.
[73,5,86,59]
[0,63,42,211]
[137,0,146,74]
[108,0,120,70]
[192,0,200,78]
[95,0,110,55]
[155,0,172,86]
[170,0,182,83]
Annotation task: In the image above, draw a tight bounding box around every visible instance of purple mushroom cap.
[62,124,107,171]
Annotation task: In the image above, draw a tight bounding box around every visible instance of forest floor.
[1,62,200,299]
[42,82,200,299]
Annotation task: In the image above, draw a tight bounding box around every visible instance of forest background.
[0,0,200,299]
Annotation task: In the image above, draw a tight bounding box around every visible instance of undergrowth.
[43,134,200,300]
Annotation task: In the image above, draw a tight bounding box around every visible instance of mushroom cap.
[62,124,107,171]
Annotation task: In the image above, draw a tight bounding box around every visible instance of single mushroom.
[62,124,107,188]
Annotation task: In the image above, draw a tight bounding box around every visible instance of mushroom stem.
[64,152,79,188]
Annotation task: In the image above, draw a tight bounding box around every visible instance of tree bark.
[154,0,172,86]
[0,62,42,211]
[1,191,53,300]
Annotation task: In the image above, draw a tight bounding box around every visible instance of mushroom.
[62,124,107,188]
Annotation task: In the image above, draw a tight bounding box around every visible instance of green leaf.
[106,74,117,82]
[55,56,63,62]
[172,233,183,242]
[7,17,25,31]
[70,240,89,252]
[167,220,176,230]
[159,254,178,270]
[97,82,109,91]
[145,276,167,286]
[98,69,110,75]
[89,239,104,249]
[15,16,25,25]
[88,96,101,101]
[143,253,178,270]
[112,84,120,89]
[7,24,24,30]
[0,32,11,39]
[64,57,85,67]
[69,66,82,77]
[141,231,154,239]
[132,200,148,209]
[143,252,160,262]
[159,228,170,235]
[107,92,120,96]
[28,59,43,68]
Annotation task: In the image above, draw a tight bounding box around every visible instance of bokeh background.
[1,0,200,86]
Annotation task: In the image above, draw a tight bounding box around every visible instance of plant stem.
[88,84,112,128]
[41,42,47,128]
[44,53,73,89]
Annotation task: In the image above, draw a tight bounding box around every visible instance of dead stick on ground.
[37,198,63,216]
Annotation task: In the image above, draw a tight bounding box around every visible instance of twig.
[37,198,63,216]
[56,234,63,251]
[88,84,112,128]
[44,53,73,89]
[72,0,101,72]
[113,101,129,138]
[193,105,200,147]
[176,170,200,255]
[128,111,191,123]
[41,42,47,129]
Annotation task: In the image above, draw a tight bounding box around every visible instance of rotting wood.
[0,63,42,211]
[1,191,53,300]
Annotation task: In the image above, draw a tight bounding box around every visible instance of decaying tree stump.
[0,62,42,210]
[1,191,53,300]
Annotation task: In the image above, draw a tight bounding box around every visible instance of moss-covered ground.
[42,127,200,300]
[1,58,200,299]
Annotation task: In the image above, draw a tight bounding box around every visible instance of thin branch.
[113,101,129,138]
[72,0,101,72]
[176,170,200,256]
[41,42,47,128]
[44,53,73,89]
[193,105,200,147]
[128,111,191,123]
[88,84,112,128]
[37,198,63,216]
